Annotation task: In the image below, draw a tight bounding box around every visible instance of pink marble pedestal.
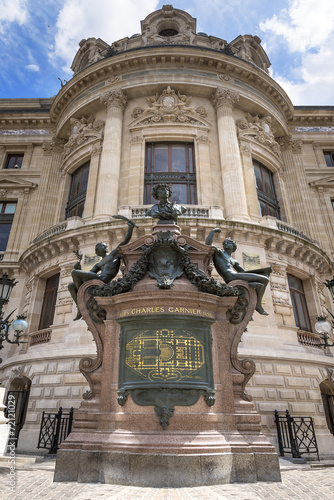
[54,230,280,485]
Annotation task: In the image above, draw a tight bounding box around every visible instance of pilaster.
[32,139,65,238]
[239,139,260,220]
[195,135,213,206]
[278,136,320,241]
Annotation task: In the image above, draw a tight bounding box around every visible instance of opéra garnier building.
[1,5,334,457]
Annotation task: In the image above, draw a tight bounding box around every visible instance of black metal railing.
[37,407,74,454]
[274,409,319,461]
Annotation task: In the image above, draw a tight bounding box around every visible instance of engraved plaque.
[118,315,214,392]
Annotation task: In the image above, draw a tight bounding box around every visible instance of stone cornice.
[49,46,295,125]
[17,217,332,276]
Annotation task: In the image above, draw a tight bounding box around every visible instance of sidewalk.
[0,456,333,500]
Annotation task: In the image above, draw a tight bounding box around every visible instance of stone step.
[0,454,45,467]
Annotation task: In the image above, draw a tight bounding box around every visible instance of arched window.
[0,201,16,252]
[253,159,280,219]
[144,143,197,205]
[287,274,312,332]
[38,273,60,331]
[320,379,334,435]
[65,162,90,219]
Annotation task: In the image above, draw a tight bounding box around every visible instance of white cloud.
[49,0,159,73]
[260,0,334,52]
[0,0,28,34]
[26,64,39,72]
[260,0,334,105]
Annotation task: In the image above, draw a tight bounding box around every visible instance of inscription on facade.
[120,306,213,318]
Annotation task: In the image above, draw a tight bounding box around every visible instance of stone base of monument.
[55,450,280,486]
[54,229,281,485]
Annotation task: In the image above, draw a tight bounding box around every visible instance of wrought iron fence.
[37,407,74,454]
[274,409,319,460]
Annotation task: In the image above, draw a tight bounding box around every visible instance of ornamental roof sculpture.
[70,5,271,75]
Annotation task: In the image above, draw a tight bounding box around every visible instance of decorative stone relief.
[197,135,211,144]
[0,189,13,198]
[239,140,252,156]
[270,263,286,277]
[71,37,109,75]
[129,135,143,144]
[218,73,233,82]
[91,142,103,157]
[210,87,240,109]
[229,34,271,73]
[236,113,280,155]
[100,89,128,110]
[326,367,334,381]
[106,76,121,84]
[42,138,66,156]
[277,135,303,154]
[63,115,104,158]
[141,5,196,47]
[128,86,211,129]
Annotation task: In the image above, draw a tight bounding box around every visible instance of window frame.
[4,154,24,169]
[253,159,280,219]
[287,274,312,332]
[0,201,17,252]
[38,273,60,331]
[65,161,90,219]
[144,142,197,205]
[324,151,334,167]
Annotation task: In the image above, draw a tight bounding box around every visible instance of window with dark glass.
[320,381,334,435]
[5,154,24,169]
[253,160,280,219]
[324,151,334,167]
[65,162,90,218]
[144,143,197,205]
[287,274,312,332]
[0,201,16,252]
[38,274,60,330]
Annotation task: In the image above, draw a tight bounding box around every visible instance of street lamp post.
[0,273,28,363]
[314,316,334,349]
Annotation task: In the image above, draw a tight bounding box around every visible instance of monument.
[54,185,281,486]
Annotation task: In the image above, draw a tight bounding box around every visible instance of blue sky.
[0,0,333,105]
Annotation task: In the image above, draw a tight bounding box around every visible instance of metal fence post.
[286,409,300,458]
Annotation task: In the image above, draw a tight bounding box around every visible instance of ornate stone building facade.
[1,5,334,456]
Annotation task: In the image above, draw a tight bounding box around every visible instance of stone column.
[211,88,249,221]
[278,136,320,241]
[94,89,128,218]
[239,139,261,220]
